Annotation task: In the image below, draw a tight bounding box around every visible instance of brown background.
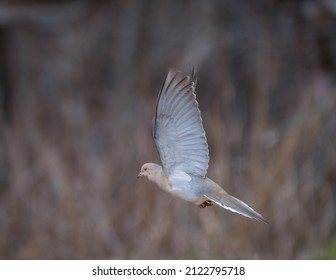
[0,0,336,259]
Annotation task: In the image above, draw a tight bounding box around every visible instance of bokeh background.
[0,0,336,259]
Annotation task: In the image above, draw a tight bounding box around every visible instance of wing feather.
[152,69,209,177]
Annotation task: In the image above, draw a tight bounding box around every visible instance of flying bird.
[138,68,268,223]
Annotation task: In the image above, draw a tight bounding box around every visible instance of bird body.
[138,69,268,224]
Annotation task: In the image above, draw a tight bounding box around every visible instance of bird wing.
[152,68,209,177]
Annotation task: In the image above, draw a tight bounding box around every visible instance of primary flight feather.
[138,68,268,224]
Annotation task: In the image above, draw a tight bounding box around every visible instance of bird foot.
[198,200,213,208]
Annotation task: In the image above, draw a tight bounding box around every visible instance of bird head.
[137,163,162,179]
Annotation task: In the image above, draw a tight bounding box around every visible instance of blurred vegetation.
[313,241,336,260]
[0,0,336,259]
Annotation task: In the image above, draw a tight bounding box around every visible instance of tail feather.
[204,193,268,224]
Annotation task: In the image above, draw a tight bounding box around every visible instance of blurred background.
[0,0,336,259]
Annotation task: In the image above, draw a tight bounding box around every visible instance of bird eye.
[144,168,147,171]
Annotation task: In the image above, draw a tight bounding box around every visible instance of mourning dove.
[138,68,268,224]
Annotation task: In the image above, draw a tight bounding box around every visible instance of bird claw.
[198,200,213,208]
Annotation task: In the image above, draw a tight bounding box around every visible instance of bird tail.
[203,179,268,224]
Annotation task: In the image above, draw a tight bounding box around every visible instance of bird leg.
[198,200,213,208]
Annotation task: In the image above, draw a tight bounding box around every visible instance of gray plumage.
[138,69,268,224]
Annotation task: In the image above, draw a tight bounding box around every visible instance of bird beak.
[137,172,143,179]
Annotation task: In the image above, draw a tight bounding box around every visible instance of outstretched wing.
[152,69,209,177]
